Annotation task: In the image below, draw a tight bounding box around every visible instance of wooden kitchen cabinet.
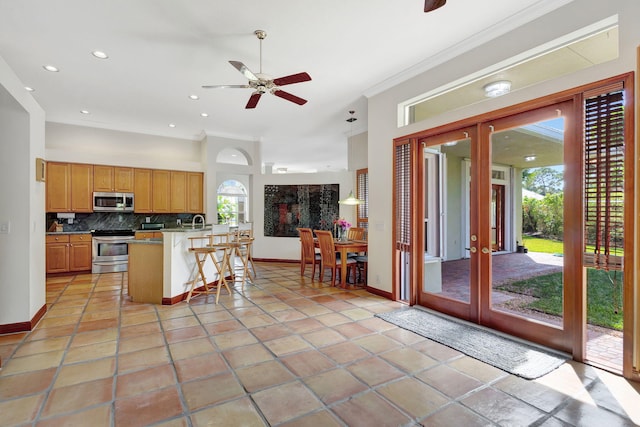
[187,172,204,213]
[46,234,70,273]
[69,234,92,271]
[46,233,92,273]
[46,162,71,212]
[94,166,134,192]
[133,168,153,213]
[49,162,201,214]
[46,162,93,213]
[152,170,171,213]
[135,231,163,239]
[70,163,93,212]
[170,171,187,212]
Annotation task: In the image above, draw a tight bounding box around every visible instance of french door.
[401,74,635,375]
[416,102,575,353]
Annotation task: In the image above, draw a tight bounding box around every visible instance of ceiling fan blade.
[424,0,446,12]
[273,90,307,106]
[202,84,251,89]
[246,92,262,109]
[229,60,259,81]
[273,72,312,86]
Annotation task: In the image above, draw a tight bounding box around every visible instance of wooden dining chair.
[347,227,366,241]
[355,254,368,285]
[346,227,366,259]
[314,229,356,286]
[297,228,320,280]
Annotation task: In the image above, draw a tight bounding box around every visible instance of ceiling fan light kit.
[203,30,311,109]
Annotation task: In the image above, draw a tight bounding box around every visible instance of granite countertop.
[161,225,213,232]
[128,238,163,245]
[46,231,92,235]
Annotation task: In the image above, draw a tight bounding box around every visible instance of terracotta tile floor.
[1,263,640,426]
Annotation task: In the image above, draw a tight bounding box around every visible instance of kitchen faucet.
[192,214,205,228]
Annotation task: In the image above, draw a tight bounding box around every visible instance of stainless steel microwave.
[93,192,134,212]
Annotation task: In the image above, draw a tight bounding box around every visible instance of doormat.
[375,308,569,379]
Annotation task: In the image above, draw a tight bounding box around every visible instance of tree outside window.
[217,180,247,225]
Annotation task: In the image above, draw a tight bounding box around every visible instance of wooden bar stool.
[186,235,233,304]
[232,223,256,283]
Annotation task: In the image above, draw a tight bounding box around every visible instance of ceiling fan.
[202,30,312,109]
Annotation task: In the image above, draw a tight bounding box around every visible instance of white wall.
[348,131,368,171]
[0,56,46,326]
[366,0,640,293]
[252,171,356,261]
[46,122,204,172]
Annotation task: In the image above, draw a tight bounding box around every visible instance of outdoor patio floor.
[432,252,623,373]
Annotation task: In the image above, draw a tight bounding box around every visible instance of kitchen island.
[128,226,227,304]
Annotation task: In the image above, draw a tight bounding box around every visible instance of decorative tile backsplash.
[46,212,202,232]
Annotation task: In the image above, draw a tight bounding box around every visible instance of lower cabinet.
[135,232,163,239]
[46,234,92,274]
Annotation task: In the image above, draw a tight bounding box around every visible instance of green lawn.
[496,268,623,330]
[522,235,623,256]
[522,236,563,254]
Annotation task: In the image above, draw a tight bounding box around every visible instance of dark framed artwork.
[264,184,339,237]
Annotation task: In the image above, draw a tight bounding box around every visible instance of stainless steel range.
[91,229,135,273]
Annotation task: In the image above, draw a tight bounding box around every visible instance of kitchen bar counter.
[160,225,213,232]
[126,228,221,304]
[162,229,218,303]
[128,240,163,304]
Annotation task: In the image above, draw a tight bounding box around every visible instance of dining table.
[315,238,368,287]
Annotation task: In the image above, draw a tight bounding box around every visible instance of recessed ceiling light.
[200,112,209,117]
[80,110,90,114]
[24,86,34,92]
[189,95,199,100]
[91,50,109,59]
[43,65,59,72]
[168,123,176,128]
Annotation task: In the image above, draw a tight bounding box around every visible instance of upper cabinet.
[170,171,187,213]
[187,172,204,213]
[133,168,153,213]
[94,166,134,192]
[46,162,71,212]
[46,162,203,214]
[46,162,93,212]
[70,163,94,212]
[152,170,171,213]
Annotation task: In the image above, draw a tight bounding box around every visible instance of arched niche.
[216,148,251,166]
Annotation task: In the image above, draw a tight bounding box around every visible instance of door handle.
[470,247,477,253]
[482,247,490,254]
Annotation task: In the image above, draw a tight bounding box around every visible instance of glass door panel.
[418,128,477,320]
[488,118,565,328]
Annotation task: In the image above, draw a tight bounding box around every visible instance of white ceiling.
[0,0,571,173]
